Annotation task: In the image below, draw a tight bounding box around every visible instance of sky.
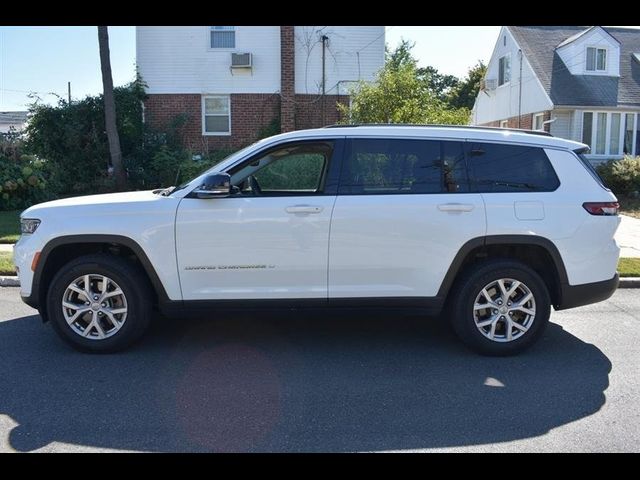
[385,26,500,77]
[0,26,636,111]
[0,26,136,111]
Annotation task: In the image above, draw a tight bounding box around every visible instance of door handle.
[285,205,324,214]
[437,203,475,212]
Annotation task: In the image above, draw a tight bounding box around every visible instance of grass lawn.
[619,195,640,219]
[618,258,640,277]
[0,251,16,275]
[0,210,21,244]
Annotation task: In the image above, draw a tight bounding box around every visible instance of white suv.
[14,125,621,355]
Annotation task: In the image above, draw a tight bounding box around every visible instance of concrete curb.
[0,276,20,287]
[618,277,640,288]
[2,276,640,288]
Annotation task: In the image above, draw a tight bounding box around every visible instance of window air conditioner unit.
[483,78,497,91]
[231,53,252,68]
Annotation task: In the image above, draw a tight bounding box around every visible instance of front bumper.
[556,273,619,311]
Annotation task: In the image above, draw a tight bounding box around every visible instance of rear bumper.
[556,273,619,311]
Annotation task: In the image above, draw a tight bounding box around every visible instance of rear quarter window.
[467,142,560,193]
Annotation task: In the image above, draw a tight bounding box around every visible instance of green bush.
[139,146,235,188]
[0,137,59,210]
[25,79,147,196]
[596,156,640,195]
[18,74,254,202]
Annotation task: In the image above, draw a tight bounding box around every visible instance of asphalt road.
[0,287,638,453]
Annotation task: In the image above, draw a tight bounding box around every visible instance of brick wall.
[143,26,350,152]
[144,93,348,152]
[280,26,295,133]
[294,94,350,130]
[480,111,552,132]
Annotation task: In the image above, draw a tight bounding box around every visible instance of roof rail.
[324,123,554,137]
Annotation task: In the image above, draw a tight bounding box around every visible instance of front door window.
[230,142,334,196]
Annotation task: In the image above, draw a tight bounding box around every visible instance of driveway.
[0,287,638,452]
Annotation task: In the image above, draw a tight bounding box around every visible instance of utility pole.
[68,82,71,104]
[321,34,328,126]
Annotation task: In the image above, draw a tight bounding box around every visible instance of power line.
[356,26,392,55]
[0,87,62,96]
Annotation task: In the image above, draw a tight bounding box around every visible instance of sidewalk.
[617,215,640,258]
[0,244,13,253]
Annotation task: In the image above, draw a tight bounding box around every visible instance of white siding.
[573,109,584,142]
[136,26,282,94]
[473,27,553,125]
[557,27,620,77]
[294,26,385,95]
[549,109,573,139]
[136,26,385,96]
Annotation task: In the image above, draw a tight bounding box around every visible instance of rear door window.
[467,142,560,192]
[339,138,469,194]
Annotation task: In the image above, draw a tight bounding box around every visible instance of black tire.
[46,254,153,353]
[449,259,551,356]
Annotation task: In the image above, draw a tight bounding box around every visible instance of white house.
[472,26,640,163]
[0,111,28,134]
[136,26,385,150]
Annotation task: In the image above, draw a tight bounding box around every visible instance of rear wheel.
[46,254,153,353]
[449,259,551,356]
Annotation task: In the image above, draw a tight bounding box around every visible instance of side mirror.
[193,173,232,199]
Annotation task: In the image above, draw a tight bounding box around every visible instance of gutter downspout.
[518,49,523,129]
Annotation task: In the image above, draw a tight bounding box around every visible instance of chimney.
[280,26,295,132]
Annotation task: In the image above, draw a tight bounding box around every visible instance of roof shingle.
[509,26,640,107]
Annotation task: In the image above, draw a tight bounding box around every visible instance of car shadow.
[0,309,611,452]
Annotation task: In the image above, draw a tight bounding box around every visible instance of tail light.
[582,202,619,216]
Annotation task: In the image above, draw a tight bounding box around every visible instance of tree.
[339,43,469,125]
[25,79,147,195]
[98,26,127,190]
[385,38,417,71]
[446,61,487,110]
[418,65,459,102]
[386,39,460,102]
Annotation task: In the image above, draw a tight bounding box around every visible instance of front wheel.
[449,260,551,356]
[46,254,153,353]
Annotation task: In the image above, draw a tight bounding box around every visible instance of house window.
[610,113,621,155]
[582,112,593,146]
[595,112,607,154]
[532,113,545,131]
[202,95,230,135]
[498,55,511,86]
[586,47,606,72]
[582,111,640,156]
[500,120,508,128]
[624,113,635,155]
[210,26,235,49]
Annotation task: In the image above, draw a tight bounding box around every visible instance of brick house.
[472,26,640,163]
[136,26,385,152]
